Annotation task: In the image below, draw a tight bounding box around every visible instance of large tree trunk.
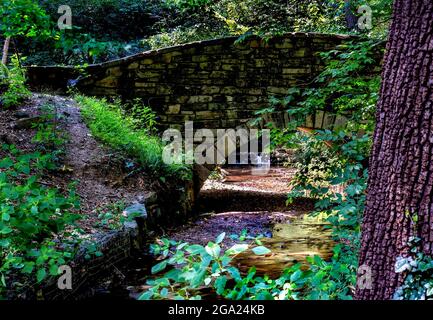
[356,1,433,300]
[1,37,11,65]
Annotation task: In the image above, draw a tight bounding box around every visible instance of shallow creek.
[85,166,334,299]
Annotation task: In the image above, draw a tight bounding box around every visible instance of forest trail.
[1,93,154,233]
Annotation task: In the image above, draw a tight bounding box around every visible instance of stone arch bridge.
[27,33,373,204]
[27,33,355,132]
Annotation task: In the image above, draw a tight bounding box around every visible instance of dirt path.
[2,93,156,232]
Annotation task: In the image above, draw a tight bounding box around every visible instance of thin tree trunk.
[356,0,433,300]
[344,0,358,31]
[1,37,11,65]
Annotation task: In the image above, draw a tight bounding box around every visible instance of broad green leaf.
[290,269,303,282]
[215,232,226,244]
[36,268,47,282]
[186,244,206,255]
[138,290,154,300]
[215,276,227,295]
[226,244,249,255]
[151,260,168,274]
[205,242,221,257]
[160,287,169,297]
[252,246,271,255]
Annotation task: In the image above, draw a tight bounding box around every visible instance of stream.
[83,166,334,300]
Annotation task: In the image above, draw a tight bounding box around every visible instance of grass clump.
[75,95,191,180]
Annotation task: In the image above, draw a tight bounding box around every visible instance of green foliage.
[164,0,211,10]
[394,237,433,300]
[126,98,158,135]
[49,32,148,65]
[31,104,69,164]
[0,0,50,39]
[0,56,31,108]
[142,25,229,50]
[140,233,295,300]
[76,95,191,180]
[286,245,357,300]
[94,201,132,230]
[141,233,356,300]
[287,134,341,192]
[0,145,80,283]
[0,131,80,296]
[21,0,393,64]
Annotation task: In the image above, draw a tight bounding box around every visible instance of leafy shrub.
[76,95,191,180]
[141,232,356,300]
[394,214,433,300]
[94,201,127,230]
[126,98,158,134]
[140,233,289,300]
[288,133,341,194]
[0,143,80,295]
[142,24,229,50]
[0,56,31,108]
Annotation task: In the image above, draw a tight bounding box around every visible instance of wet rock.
[124,203,147,220]
[0,133,16,145]
[13,111,31,119]
[13,116,44,129]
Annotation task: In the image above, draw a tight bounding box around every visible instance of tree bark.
[1,36,11,65]
[356,0,433,300]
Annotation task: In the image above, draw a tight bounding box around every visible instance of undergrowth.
[75,95,191,181]
[0,108,82,298]
[0,56,31,109]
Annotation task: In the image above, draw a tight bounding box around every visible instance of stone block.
[293,48,307,57]
[167,104,181,114]
[275,40,293,49]
[157,86,173,95]
[106,67,122,77]
[210,71,229,78]
[141,58,154,65]
[196,111,221,120]
[221,87,239,95]
[137,70,160,78]
[204,45,223,53]
[95,76,117,88]
[201,86,221,94]
[128,62,139,69]
[282,68,310,74]
[267,87,288,95]
[222,64,237,71]
[248,88,262,95]
[192,55,209,62]
[188,96,213,103]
